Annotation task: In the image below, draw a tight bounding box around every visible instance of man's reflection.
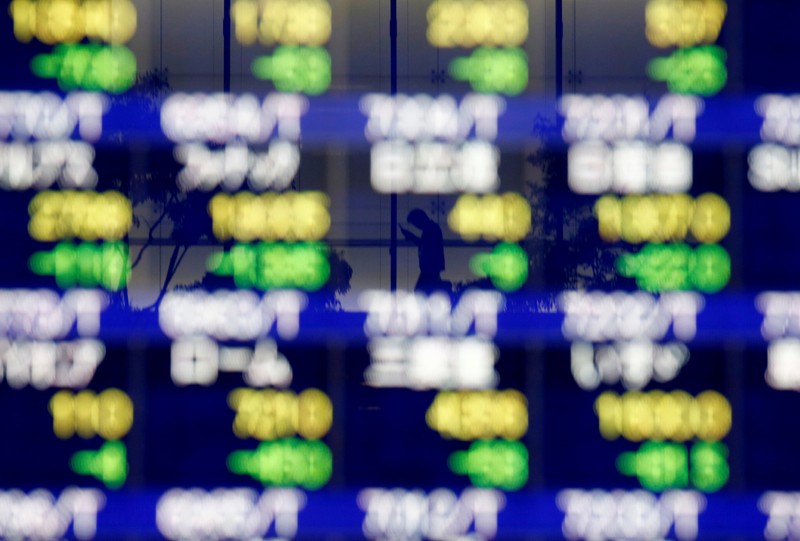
[400,209,448,292]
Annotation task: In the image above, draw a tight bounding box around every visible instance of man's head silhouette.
[407,209,429,228]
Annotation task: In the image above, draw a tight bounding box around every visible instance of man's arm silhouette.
[399,224,420,244]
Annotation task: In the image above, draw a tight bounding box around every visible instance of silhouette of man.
[399,209,446,292]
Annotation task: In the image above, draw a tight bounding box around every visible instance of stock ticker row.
[6,1,800,540]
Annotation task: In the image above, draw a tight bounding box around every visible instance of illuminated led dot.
[427,0,528,48]
[648,45,727,96]
[228,388,333,440]
[207,242,330,291]
[621,195,662,244]
[448,440,528,490]
[494,390,529,439]
[594,392,623,440]
[8,0,38,43]
[31,44,137,93]
[627,391,659,441]
[227,438,332,489]
[462,393,494,439]
[693,390,732,441]
[31,0,84,44]
[568,140,694,194]
[449,47,528,96]
[595,390,731,442]
[653,390,695,441]
[231,0,331,46]
[209,191,330,242]
[688,244,731,293]
[594,195,623,242]
[616,242,730,293]
[83,0,138,43]
[266,0,331,46]
[748,144,800,191]
[49,388,134,440]
[690,193,730,243]
[29,190,132,241]
[30,241,131,291]
[448,193,531,242]
[70,441,128,489]
[690,440,729,492]
[645,0,727,48]
[426,390,528,441]
[297,388,334,440]
[469,242,528,291]
[251,46,331,95]
[617,440,730,493]
[655,194,695,241]
[557,489,706,540]
[9,0,137,44]
[617,441,689,492]
[594,193,729,244]
[231,0,259,44]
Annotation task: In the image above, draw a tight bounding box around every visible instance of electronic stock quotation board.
[2,1,800,540]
